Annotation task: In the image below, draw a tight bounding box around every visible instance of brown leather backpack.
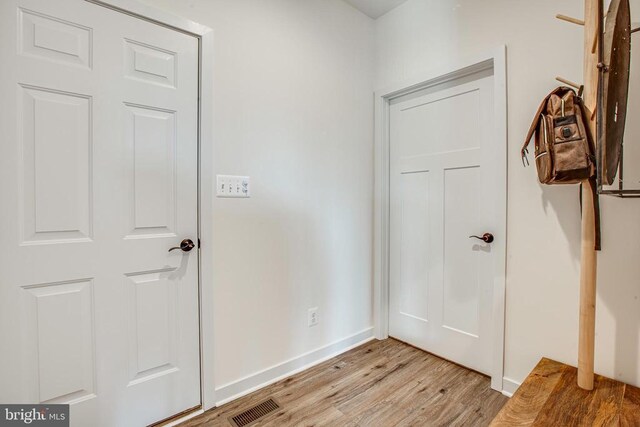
[522,87,596,182]
[522,86,601,250]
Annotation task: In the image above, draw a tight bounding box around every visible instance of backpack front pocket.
[552,138,590,181]
[553,115,581,142]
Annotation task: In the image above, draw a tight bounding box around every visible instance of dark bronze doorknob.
[169,239,195,252]
[469,233,494,243]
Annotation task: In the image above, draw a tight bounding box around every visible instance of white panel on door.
[125,39,176,88]
[22,280,96,404]
[19,8,92,69]
[396,89,480,158]
[399,171,430,322]
[20,85,92,244]
[126,270,178,385]
[443,166,481,337]
[124,103,176,238]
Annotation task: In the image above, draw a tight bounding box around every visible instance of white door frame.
[373,46,508,391]
[85,0,217,411]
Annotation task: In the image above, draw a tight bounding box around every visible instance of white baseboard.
[162,409,205,427]
[214,327,375,406]
[501,377,521,397]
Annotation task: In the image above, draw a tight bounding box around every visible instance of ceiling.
[343,0,410,19]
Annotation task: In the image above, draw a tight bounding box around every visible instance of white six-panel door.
[389,70,499,376]
[0,1,201,425]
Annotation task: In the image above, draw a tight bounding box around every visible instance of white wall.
[375,0,640,388]
[137,0,375,401]
[137,0,640,398]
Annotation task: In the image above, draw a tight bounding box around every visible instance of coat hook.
[556,14,585,26]
[556,76,582,90]
[632,27,639,34]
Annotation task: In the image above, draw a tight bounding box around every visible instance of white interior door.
[0,1,201,425]
[388,69,503,376]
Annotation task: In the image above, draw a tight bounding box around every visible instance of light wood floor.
[180,338,508,427]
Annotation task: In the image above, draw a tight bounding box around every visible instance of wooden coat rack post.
[579,0,599,391]
[556,0,601,391]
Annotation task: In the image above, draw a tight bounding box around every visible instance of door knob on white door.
[469,233,494,243]
[169,239,196,252]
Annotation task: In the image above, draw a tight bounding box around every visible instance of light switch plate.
[216,175,250,198]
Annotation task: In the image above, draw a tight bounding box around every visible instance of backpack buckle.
[521,148,530,167]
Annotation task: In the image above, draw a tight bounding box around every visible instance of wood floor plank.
[394,391,473,427]
[620,384,640,427]
[532,365,625,426]
[334,348,431,415]
[267,343,418,421]
[490,358,565,427]
[259,401,345,426]
[181,338,507,427]
[344,355,451,425]
[491,358,640,427]
[343,356,449,425]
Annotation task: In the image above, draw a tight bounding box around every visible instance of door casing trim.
[84,0,217,411]
[373,46,508,392]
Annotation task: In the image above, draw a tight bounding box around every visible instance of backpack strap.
[521,96,549,166]
[590,176,602,251]
[580,177,602,251]
[576,96,597,165]
[521,87,571,166]
[575,94,601,251]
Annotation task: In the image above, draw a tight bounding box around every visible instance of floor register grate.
[228,398,281,427]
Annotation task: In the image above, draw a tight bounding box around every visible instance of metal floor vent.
[228,398,280,427]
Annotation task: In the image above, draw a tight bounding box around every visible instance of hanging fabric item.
[522,86,601,250]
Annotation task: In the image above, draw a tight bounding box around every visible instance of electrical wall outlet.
[216,175,250,198]
[308,307,319,327]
